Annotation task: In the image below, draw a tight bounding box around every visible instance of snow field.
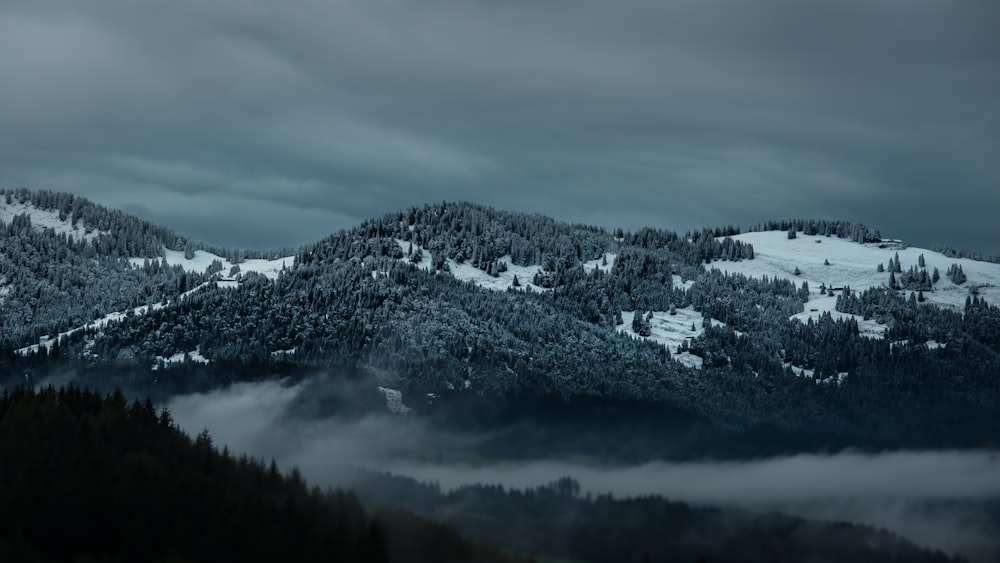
[129,249,294,281]
[617,309,727,369]
[0,200,108,243]
[153,347,210,369]
[712,231,1000,338]
[394,239,617,293]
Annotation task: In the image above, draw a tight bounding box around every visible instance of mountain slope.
[2,191,999,450]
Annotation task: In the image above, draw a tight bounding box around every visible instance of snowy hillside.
[618,309,726,369]
[16,301,170,357]
[5,195,1000,451]
[19,249,292,359]
[0,199,107,242]
[711,230,1000,338]
[129,249,294,280]
[393,238,616,292]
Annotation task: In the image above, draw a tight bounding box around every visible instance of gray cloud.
[2,0,998,252]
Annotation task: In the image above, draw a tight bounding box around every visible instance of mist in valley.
[167,377,1000,562]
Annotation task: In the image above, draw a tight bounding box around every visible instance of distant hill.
[2,189,999,452]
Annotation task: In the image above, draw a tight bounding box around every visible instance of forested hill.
[0,385,527,563]
[2,190,999,449]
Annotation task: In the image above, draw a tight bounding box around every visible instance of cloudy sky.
[1,0,997,253]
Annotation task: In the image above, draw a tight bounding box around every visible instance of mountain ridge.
[2,189,999,452]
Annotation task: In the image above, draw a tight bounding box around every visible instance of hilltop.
[2,189,999,453]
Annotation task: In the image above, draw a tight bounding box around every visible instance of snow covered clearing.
[582,253,617,273]
[712,230,1000,337]
[617,308,727,369]
[129,249,294,280]
[378,387,411,414]
[153,348,210,369]
[672,275,695,291]
[782,362,849,385]
[394,239,554,292]
[0,200,107,242]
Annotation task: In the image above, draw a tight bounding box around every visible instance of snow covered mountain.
[3,189,999,448]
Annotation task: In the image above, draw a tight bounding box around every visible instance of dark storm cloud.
[1,0,998,252]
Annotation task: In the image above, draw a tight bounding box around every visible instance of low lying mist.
[167,377,1000,562]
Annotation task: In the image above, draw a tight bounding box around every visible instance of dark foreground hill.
[0,385,526,563]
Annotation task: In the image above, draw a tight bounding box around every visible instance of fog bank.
[167,378,1000,561]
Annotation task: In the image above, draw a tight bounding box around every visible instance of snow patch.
[130,249,294,281]
[0,200,108,243]
[153,347,210,369]
[394,239,553,292]
[785,363,815,379]
[672,275,695,291]
[582,253,617,273]
[378,386,411,414]
[617,308,726,369]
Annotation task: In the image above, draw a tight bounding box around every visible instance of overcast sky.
[1,0,998,254]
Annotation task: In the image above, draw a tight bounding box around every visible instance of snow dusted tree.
[947,263,967,285]
[889,270,900,290]
[206,259,224,276]
[632,310,652,336]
